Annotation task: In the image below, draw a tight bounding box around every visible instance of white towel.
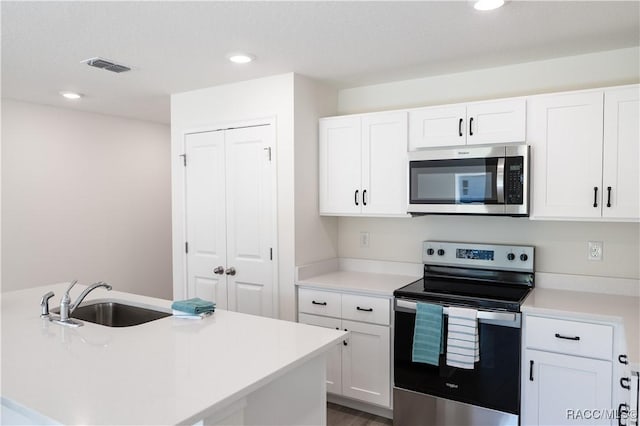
[446,306,479,369]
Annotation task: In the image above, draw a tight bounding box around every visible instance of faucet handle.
[40,291,55,317]
[64,280,78,296]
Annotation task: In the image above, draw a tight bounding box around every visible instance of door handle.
[225,267,236,276]
[355,189,359,206]
[213,266,224,275]
[607,186,612,208]
[343,328,348,346]
[620,377,631,390]
[469,117,474,136]
[593,187,599,208]
[362,190,367,206]
[356,306,373,312]
[529,360,534,381]
[458,118,463,137]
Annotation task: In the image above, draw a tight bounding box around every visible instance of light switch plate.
[588,241,603,261]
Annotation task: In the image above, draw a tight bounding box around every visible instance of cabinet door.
[298,313,343,395]
[603,86,640,220]
[184,131,228,309]
[341,320,391,407]
[319,117,362,215]
[225,125,275,318]
[466,98,526,145]
[528,91,604,219]
[409,105,466,149]
[522,349,612,426]
[362,112,408,216]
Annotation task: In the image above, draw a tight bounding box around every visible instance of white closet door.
[224,125,274,318]
[185,131,228,308]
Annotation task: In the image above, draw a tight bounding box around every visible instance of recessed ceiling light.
[474,0,505,11]
[227,53,255,64]
[60,91,82,100]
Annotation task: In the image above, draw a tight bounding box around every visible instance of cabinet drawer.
[341,294,390,325]
[525,316,613,360]
[298,288,341,318]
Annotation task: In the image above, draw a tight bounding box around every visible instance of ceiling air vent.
[82,57,131,73]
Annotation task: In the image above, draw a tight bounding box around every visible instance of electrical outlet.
[360,232,370,248]
[588,241,603,261]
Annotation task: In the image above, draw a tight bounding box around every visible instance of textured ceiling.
[2,1,639,124]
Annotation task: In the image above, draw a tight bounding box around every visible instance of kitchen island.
[1,284,346,425]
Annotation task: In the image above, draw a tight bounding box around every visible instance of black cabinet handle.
[311,300,327,306]
[620,377,631,390]
[555,333,580,341]
[356,306,373,312]
[619,354,629,365]
[458,118,463,137]
[469,117,474,136]
[593,187,598,208]
[529,360,534,381]
[607,186,612,208]
[355,189,359,206]
[618,403,629,426]
[363,190,367,206]
[343,328,348,346]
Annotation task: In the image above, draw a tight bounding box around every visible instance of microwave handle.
[496,158,505,203]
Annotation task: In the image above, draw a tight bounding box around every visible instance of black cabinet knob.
[520,253,529,262]
[427,248,435,256]
[437,249,445,256]
[507,253,516,261]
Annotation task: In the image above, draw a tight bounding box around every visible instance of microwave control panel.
[505,156,524,205]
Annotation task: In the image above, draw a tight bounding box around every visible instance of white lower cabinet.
[298,288,392,408]
[522,315,614,426]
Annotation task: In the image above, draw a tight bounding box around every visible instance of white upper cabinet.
[319,116,362,215]
[602,86,640,220]
[528,91,604,219]
[529,85,639,221]
[409,98,525,150]
[320,111,408,217]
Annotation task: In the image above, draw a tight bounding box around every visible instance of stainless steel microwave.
[408,144,529,216]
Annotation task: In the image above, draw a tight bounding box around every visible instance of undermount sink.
[52,299,171,327]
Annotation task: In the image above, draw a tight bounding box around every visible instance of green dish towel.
[171,298,216,315]
[412,302,443,366]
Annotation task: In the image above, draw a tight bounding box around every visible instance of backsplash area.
[338,216,639,280]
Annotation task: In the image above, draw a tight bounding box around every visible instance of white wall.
[171,73,298,320]
[1,99,173,298]
[293,74,338,267]
[339,47,640,114]
[335,47,640,282]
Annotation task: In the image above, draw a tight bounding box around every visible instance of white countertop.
[522,288,640,367]
[296,270,419,296]
[1,284,345,425]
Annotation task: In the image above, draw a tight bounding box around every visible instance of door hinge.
[179,154,187,167]
[270,248,273,260]
[264,147,272,162]
[185,242,189,254]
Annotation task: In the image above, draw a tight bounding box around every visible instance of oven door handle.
[395,299,517,322]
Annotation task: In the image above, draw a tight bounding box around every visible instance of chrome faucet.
[52,280,112,327]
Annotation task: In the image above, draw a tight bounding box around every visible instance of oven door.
[393,298,522,417]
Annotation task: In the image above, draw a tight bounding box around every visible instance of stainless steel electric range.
[393,241,534,426]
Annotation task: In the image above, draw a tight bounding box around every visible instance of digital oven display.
[456,249,494,261]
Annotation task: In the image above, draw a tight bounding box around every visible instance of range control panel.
[423,241,534,272]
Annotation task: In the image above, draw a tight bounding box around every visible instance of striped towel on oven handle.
[446,306,479,369]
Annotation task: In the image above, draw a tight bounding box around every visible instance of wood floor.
[327,402,393,426]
